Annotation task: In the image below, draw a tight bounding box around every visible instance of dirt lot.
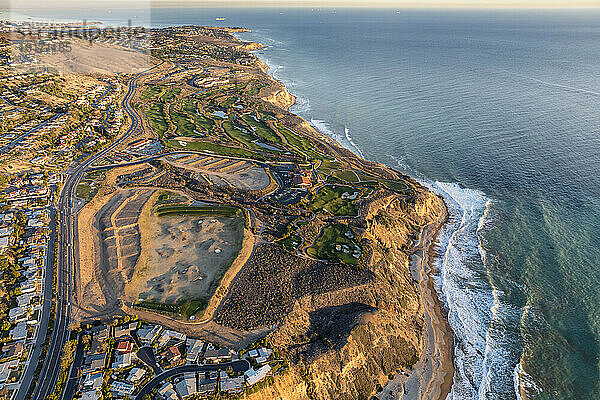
[125,203,244,307]
[40,38,152,76]
[74,164,153,321]
[163,153,270,191]
[75,187,155,319]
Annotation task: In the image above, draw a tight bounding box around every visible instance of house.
[115,340,134,354]
[220,376,245,394]
[158,329,186,348]
[10,321,27,341]
[185,339,203,363]
[82,372,103,391]
[80,390,101,400]
[114,322,137,339]
[293,174,311,187]
[175,374,198,399]
[91,326,109,341]
[204,348,230,363]
[245,364,272,386]
[110,380,135,396]
[196,372,217,396]
[137,324,162,344]
[20,280,36,294]
[112,353,132,369]
[0,236,9,253]
[161,345,182,363]
[183,372,197,394]
[2,342,24,359]
[8,306,27,322]
[127,367,145,383]
[157,382,179,400]
[86,353,107,371]
[0,361,12,384]
[16,293,34,308]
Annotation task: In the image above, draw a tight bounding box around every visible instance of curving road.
[134,360,250,400]
[23,62,164,400]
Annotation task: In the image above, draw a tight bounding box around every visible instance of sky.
[4,0,600,9]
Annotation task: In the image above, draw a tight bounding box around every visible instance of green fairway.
[241,114,281,144]
[155,204,241,217]
[147,102,168,137]
[309,185,370,216]
[307,223,361,265]
[164,139,264,160]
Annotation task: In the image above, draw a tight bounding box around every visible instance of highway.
[23,62,163,400]
[13,205,56,400]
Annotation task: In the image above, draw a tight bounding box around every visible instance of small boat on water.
[215,17,226,21]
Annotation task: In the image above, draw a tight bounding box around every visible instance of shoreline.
[377,204,454,400]
[248,34,456,400]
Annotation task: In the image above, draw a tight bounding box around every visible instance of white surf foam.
[242,30,535,397]
[343,126,365,159]
[261,57,311,114]
[309,119,364,158]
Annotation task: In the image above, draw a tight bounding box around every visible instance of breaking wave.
[262,57,311,114]
[309,119,364,158]
[428,181,524,399]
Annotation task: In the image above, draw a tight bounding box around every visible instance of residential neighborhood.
[0,173,53,397]
[76,319,281,400]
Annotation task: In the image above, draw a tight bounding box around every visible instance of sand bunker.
[126,210,243,306]
[163,153,270,191]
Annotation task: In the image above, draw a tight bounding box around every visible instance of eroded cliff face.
[261,83,296,111]
[247,186,446,400]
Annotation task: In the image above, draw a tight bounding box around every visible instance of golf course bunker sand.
[126,203,244,318]
[163,153,270,191]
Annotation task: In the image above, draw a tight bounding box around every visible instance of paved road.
[0,111,66,154]
[13,205,57,400]
[134,360,250,400]
[28,62,163,400]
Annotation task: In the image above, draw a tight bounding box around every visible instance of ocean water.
[12,7,600,399]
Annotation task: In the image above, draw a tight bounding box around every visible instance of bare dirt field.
[75,187,155,319]
[163,153,270,191]
[125,203,244,310]
[74,163,154,321]
[40,38,152,76]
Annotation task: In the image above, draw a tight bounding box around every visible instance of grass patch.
[160,87,181,102]
[76,183,91,199]
[141,85,163,101]
[331,170,360,183]
[170,109,198,137]
[279,234,302,252]
[247,83,267,96]
[183,101,214,132]
[382,180,411,193]
[242,114,281,144]
[165,139,264,160]
[219,96,236,108]
[155,204,241,218]
[307,223,361,265]
[309,185,370,216]
[147,103,168,137]
[222,118,261,149]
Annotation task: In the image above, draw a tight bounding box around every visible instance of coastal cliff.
[245,186,447,399]
[261,83,296,111]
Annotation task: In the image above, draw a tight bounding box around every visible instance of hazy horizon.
[3,0,600,10]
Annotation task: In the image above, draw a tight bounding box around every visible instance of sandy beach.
[378,203,454,400]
